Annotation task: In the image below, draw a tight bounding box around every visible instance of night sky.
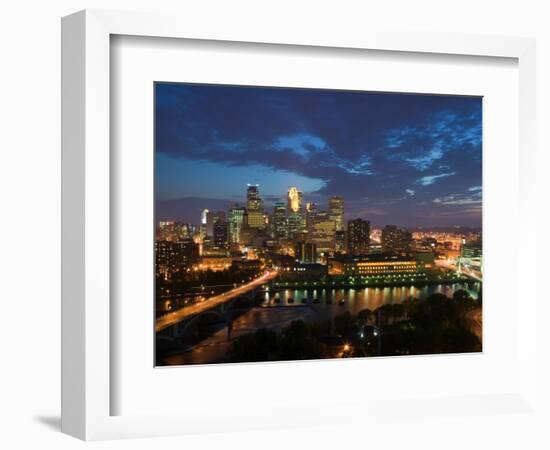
[155,83,482,228]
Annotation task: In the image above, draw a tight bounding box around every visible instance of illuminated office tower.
[287,187,304,237]
[199,209,209,238]
[246,184,265,229]
[246,184,262,211]
[247,211,265,229]
[347,218,370,255]
[228,204,246,244]
[201,209,209,225]
[273,202,288,240]
[328,196,344,231]
[310,211,336,255]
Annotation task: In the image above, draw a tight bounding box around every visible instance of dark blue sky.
[155,83,482,228]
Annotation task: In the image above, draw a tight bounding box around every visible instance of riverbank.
[273,275,476,290]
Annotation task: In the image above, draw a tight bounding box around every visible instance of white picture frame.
[61,9,538,441]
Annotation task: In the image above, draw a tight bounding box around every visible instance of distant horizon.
[155,83,482,228]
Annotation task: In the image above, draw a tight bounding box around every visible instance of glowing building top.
[287,187,303,213]
[201,209,209,225]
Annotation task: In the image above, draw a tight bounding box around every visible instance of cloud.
[272,133,326,157]
[155,83,482,226]
[384,110,482,172]
[405,189,415,196]
[432,189,482,205]
[405,149,444,171]
[433,197,481,205]
[417,172,456,186]
[352,207,387,217]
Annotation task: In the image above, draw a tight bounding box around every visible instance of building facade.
[328,196,344,231]
[310,212,336,255]
[155,239,200,278]
[381,225,412,254]
[347,218,370,255]
[246,184,262,212]
[328,253,420,276]
[295,241,317,263]
[287,186,303,213]
[273,202,288,240]
[228,205,246,244]
[213,220,229,250]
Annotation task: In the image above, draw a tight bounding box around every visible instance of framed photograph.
[62,9,538,441]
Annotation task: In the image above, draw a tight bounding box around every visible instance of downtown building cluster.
[154,184,450,280]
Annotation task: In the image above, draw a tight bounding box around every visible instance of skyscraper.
[287,187,303,213]
[287,187,304,237]
[273,202,288,240]
[206,211,226,237]
[328,196,344,231]
[246,184,265,229]
[228,204,246,244]
[246,184,262,212]
[310,211,336,255]
[213,219,229,250]
[347,218,370,255]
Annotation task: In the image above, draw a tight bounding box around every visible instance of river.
[158,282,481,366]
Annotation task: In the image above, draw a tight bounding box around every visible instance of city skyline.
[155,83,482,228]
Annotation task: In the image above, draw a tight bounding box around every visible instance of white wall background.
[0,1,548,449]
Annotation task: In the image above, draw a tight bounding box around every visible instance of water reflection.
[264,283,480,318]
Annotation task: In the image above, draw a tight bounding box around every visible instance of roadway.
[435,259,482,281]
[156,270,278,332]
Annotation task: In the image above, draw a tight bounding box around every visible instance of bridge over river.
[155,270,278,333]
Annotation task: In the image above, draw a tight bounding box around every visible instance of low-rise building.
[328,253,420,276]
[195,255,234,272]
